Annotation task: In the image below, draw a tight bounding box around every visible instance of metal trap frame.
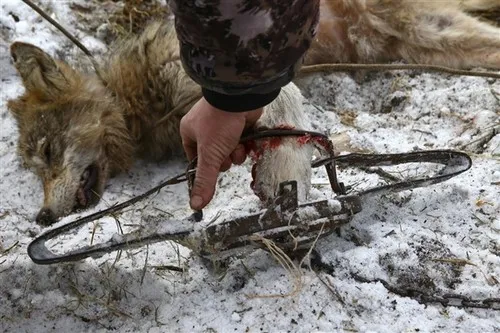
[27,130,472,265]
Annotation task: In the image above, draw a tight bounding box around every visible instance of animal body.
[308,0,500,68]
[8,0,500,225]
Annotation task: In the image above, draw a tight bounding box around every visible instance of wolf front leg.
[248,83,314,203]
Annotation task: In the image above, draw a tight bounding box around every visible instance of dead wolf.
[7,0,500,225]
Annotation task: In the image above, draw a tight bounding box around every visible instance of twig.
[357,166,401,183]
[1,241,19,256]
[21,0,103,79]
[315,272,345,305]
[169,241,184,270]
[432,258,497,285]
[460,124,499,152]
[299,220,327,269]
[150,265,184,272]
[155,94,201,128]
[21,0,93,57]
[90,221,100,246]
[300,63,500,79]
[90,189,124,265]
[140,245,149,285]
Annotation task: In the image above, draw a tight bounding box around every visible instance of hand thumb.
[190,153,221,210]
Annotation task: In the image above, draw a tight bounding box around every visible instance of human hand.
[180,98,263,210]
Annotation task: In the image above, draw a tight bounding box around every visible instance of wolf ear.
[10,42,72,99]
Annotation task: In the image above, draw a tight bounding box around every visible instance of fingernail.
[190,195,203,210]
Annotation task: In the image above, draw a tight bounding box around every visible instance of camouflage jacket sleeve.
[170,0,319,112]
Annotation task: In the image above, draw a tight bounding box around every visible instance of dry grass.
[104,0,170,38]
[71,0,170,44]
[245,235,303,299]
[431,258,498,286]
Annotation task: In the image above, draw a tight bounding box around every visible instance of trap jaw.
[192,181,361,260]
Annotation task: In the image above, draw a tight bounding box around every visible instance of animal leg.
[249,83,314,202]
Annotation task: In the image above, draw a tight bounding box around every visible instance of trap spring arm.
[28,219,194,264]
[313,150,472,196]
[27,172,194,264]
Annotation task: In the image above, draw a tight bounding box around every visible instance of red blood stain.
[244,125,330,201]
[297,134,311,146]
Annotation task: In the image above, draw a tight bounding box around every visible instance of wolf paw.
[249,83,313,203]
[246,133,313,202]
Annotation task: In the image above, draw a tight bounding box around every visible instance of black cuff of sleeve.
[202,88,281,112]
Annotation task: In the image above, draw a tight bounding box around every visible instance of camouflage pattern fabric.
[170,0,320,96]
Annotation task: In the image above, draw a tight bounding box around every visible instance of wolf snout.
[36,207,57,226]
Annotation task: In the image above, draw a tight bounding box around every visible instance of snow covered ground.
[0,1,499,332]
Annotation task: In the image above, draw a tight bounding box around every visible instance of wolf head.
[8,42,135,226]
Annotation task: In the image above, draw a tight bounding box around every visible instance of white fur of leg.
[252,83,313,202]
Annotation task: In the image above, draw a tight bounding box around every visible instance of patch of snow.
[0,1,499,332]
